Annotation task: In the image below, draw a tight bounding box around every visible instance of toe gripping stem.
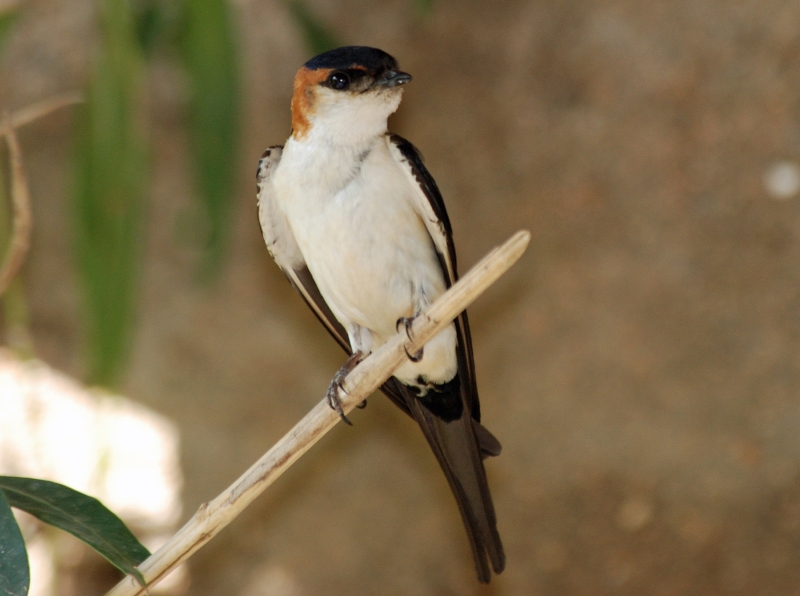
[326,350,365,425]
[396,317,423,362]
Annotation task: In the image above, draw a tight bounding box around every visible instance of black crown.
[304,46,398,74]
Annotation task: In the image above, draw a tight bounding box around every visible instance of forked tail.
[402,383,505,582]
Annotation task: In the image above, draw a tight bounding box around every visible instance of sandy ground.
[2,0,800,594]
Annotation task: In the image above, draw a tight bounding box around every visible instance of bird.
[256,46,505,582]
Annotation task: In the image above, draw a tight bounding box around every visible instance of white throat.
[298,88,403,148]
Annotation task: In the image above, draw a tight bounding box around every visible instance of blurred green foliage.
[71,0,241,385]
[72,0,147,387]
[180,0,240,278]
[132,0,178,55]
[0,8,17,52]
[287,0,339,55]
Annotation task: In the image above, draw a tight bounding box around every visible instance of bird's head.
[290,46,412,144]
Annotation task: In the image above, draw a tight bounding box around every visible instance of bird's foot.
[396,316,424,362]
[326,350,365,425]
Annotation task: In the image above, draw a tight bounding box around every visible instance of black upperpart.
[304,46,398,74]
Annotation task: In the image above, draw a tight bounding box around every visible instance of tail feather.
[402,385,505,582]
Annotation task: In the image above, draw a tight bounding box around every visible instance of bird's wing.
[386,134,482,418]
[257,146,350,352]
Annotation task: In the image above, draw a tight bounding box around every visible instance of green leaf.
[0,477,149,586]
[72,0,147,386]
[286,0,339,56]
[180,0,240,278]
[0,489,29,596]
[0,9,19,55]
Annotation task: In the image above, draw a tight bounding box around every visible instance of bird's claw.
[396,316,424,362]
[326,377,353,425]
[325,350,365,425]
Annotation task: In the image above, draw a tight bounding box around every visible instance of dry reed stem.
[104,230,531,596]
[0,120,31,296]
[6,92,83,131]
[0,93,83,296]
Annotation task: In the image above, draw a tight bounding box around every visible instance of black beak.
[373,70,413,88]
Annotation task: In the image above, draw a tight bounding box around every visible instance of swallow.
[256,46,505,582]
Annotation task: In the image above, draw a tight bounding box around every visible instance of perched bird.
[256,46,505,582]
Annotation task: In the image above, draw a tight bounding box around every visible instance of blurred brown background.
[2,0,800,594]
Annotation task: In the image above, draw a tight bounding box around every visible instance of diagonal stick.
[105,229,531,596]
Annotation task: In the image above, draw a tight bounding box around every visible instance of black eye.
[329,71,350,90]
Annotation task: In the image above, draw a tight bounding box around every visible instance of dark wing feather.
[387,134,483,419]
[290,266,350,352]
